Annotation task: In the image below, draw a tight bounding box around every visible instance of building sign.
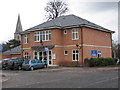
[52,54,56,59]
[91,50,97,57]
[44,47,49,52]
[0,46,3,50]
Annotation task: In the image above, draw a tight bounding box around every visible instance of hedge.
[84,58,118,67]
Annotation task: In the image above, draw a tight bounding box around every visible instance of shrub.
[84,57,118,67]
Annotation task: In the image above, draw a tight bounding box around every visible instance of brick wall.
[21,26,112,65]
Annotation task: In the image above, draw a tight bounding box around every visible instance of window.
[72,28,78,40]
[72,50,79,61]
[24,35,28,44]
[97,50,102,58]
[34,30,51,42]
[34,52,38,59]
[24,52,29,59]
[31,60,36,63]
[64,50,68,55]
[64,29,67,34]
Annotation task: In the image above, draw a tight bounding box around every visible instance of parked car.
[22,59,47,70]
[2,59,10,70]
[8,57,26,70]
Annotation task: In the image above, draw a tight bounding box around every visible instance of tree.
[45,0,69,20]
[112,40,120,58]
[2,39,20,52]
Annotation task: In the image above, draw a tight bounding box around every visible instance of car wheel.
[30,67,34,71]
[18,66,22,70]
[43,64,47,68]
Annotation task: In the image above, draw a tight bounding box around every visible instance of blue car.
[22,59,47,70]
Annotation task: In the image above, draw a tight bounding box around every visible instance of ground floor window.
[64,50,68,55]
[97,50,102,58]
[24,52,29,59]
[72,50,79,61]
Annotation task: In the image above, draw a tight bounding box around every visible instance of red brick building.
[20,15,114,66]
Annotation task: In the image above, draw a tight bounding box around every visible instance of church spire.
[15,14,23,33]
[14,14,23,41]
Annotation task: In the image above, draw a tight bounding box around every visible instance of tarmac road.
[2,67,119,88]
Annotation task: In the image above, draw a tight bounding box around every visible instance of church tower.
[14,14,23,41]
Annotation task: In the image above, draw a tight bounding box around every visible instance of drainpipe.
[80,26,84,66]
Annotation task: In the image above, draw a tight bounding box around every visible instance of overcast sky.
[0,0,119,43]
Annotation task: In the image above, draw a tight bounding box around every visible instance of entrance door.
[38,50,52,65]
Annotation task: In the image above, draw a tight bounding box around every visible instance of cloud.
[76,2,118,13]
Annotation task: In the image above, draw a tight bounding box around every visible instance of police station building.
[20,15,114,66]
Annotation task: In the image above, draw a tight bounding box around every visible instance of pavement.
[1,66,120,83]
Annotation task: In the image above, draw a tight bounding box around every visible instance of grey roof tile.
[21,14,114,34]
[3,46,21,54]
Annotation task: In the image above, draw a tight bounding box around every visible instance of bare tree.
[45,0,69,20]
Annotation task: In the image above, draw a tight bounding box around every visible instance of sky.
[0,0,119,43]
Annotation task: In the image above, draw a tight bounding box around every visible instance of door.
[38,50,52,65]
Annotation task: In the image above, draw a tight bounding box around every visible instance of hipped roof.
[20,14,115,34]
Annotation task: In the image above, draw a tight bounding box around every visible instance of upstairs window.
[64,29,67,34]
[24,35,28,44]
[72,28,78,40]
[34,30,51,42]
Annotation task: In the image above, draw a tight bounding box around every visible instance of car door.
[36,60,42,68]
[31,59,37,69]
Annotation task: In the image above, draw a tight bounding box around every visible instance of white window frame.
[24,35,28,44]
[34,51,38,59]
[34,30,51,42]
[72,28,79,40]
[72,49,79,61]
[97,50,102,57]
[64,50,68,55]
[64,29,67,34]
[24,52,29,59]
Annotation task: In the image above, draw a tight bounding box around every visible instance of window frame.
[97,50,102,57]
[72,49,79,61]
[24,52,29,59]
[64,50,68,55]
[64,29,67,34]
[24,34,28,44]
[72,28,79,40]
[34,30,51,42]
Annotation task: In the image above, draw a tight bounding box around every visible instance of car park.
[22,59,47,70]
[2,59,10,70]
[8,57,26,70]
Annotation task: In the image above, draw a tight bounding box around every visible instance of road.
[2,68,119,88]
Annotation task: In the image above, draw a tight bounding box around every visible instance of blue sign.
[91,50,97,57]
[44,47,49,52]
[0,46,3,50]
